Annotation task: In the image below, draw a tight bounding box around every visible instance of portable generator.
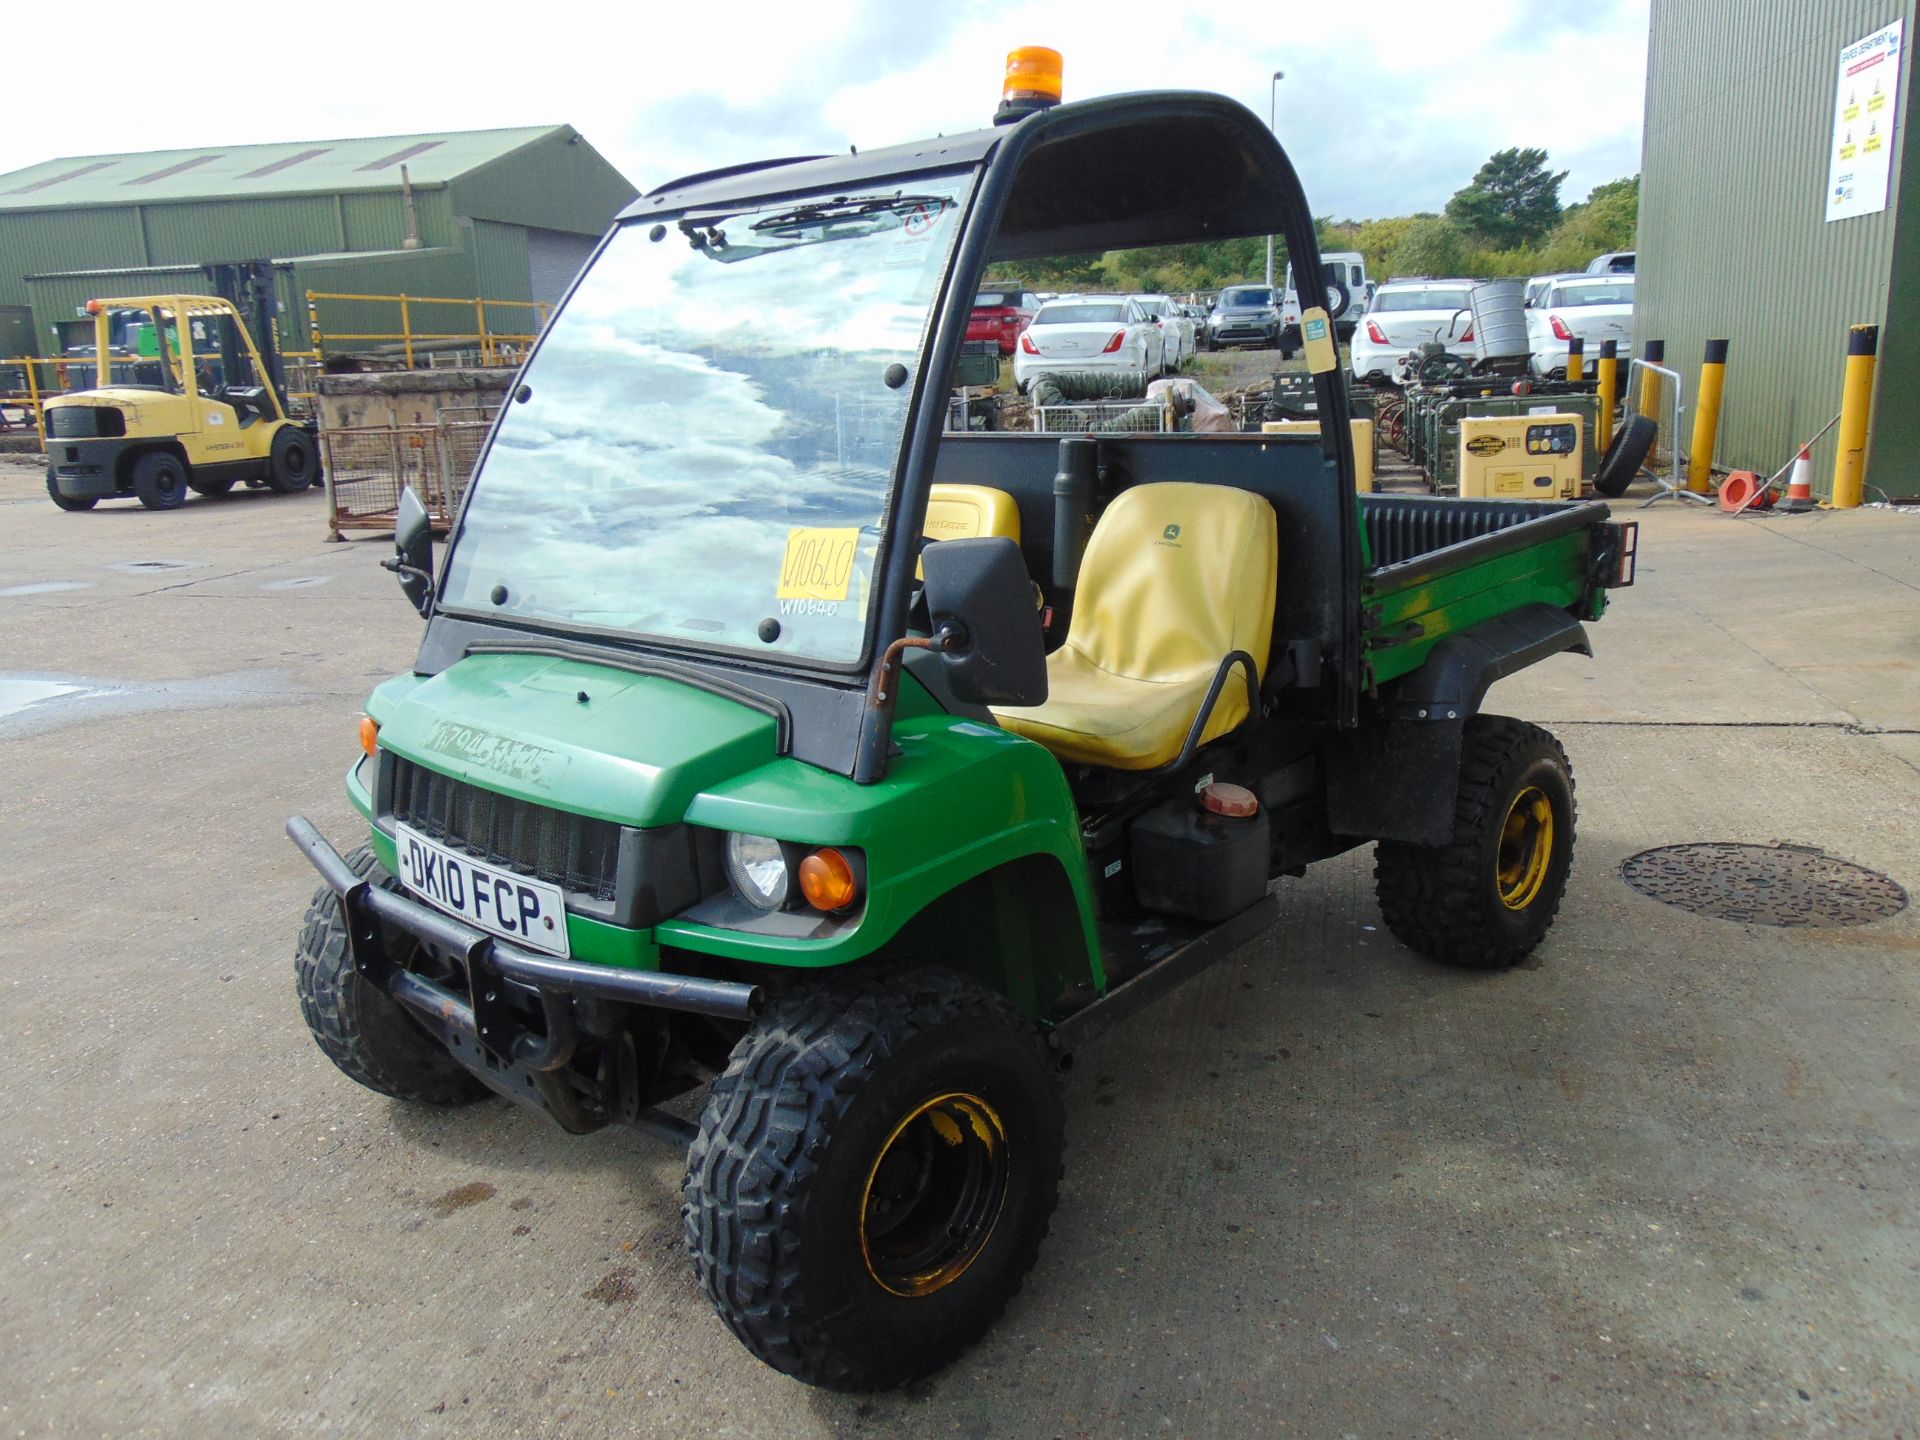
[1457,413,1583,500]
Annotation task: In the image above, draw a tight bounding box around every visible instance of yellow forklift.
[43,293,317,512]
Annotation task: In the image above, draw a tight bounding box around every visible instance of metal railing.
[305,290,550,370]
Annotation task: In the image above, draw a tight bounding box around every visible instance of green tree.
[1446,148,1568,249]
[1541,175,1638,268]
[1387,217,1469,278]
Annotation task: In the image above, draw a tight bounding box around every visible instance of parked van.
[1283,250,1370,350]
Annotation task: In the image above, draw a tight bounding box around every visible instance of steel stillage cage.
[318,410,498,539]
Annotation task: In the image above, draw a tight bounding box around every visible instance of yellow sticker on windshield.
[778,527,861,602]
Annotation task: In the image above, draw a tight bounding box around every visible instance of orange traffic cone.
[1781,446,1816,510]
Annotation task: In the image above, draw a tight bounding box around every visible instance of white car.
[1527,274,1635,379]
[1348,279,1479,386]
[1132,294,1196,367]
[1014,296,1166,390]
[1586,251,1635,274]
[1524,272,1583,309]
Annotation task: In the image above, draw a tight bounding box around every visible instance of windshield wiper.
[677,192,951,264]
[749,192,948,235]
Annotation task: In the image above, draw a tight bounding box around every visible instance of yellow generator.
[1457,414,1583,500]
[1261,417,1375,492]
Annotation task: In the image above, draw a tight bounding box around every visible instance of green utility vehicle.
[289,70,1638,1391]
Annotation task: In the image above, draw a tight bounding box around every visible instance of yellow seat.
[919,484,1021,579]
[993,482,1277,770]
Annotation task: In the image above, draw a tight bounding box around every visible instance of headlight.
[725,833,790,910]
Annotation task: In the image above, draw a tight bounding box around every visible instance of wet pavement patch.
[0,669,288,737]
[0,677,93,721]
[0,581,93,597]
[1621,842,1908,927]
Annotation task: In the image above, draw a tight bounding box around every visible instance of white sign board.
[1826,20,1904,222]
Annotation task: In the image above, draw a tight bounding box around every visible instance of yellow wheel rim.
[1497,785,1555,911]
[859,1092,1009,1298]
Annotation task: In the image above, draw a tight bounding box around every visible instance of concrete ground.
[1,456,1916,1439]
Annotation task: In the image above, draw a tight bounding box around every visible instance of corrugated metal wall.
[1639,0,1916,495]
[0,209,146,307]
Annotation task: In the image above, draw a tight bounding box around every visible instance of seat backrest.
[924,483,1021,545]
[1066,481,1276,680]
[919,484,1021,581]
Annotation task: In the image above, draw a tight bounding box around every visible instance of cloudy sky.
[12,0,1649,219]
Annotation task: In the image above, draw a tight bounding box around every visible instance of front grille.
[385,755,621,902]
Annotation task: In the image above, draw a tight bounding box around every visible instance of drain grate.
[1621,843,1907,927]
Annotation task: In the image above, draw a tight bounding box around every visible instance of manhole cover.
[1621,843,1907,927]
[107,559,207,576]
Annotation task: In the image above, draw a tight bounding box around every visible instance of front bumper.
[288,815,763,1130]
[1209,319,1278,347]
[49,437,133,498]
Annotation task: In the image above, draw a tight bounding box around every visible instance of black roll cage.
[425,91,1362,784]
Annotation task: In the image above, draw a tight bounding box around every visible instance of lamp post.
[1264,70,1284,289]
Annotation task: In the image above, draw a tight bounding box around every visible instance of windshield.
[1371,286,1473,313]
[1037,302,1126,324]
[440,173,972,666]
[1218,287,1272,309]
[1551,281,1635,307]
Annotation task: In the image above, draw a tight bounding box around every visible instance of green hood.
[371,652,779,827]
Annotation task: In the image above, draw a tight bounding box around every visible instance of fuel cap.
[1199,781,1258,818]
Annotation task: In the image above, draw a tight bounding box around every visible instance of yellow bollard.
[1688,338,1729,493]
[1830,324,1878,508]
[1638,339,1664,421]
[1567,337,1585,383]
[1596,340,1619,438]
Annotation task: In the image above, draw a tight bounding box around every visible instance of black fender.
[1326,604,1589,846]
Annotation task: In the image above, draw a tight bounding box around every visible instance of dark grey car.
[1205,284,1281,351]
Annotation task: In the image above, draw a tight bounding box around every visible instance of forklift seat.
[993,483,1276,770]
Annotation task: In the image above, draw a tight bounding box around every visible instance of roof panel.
[0,126,562,209]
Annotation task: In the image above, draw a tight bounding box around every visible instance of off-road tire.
[45,467,96,511]
[295,844,487,1104]
[684,966,1064,1391]
[188,475,236,497]
[131,451,188,510]
[1593,415,1657,498]
[1374,715,1576,969]
[267,426,316,494]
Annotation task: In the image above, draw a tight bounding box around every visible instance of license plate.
[393,821,571,958]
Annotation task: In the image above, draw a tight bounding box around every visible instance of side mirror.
[920,537,1047,708]
[391,486,434,616]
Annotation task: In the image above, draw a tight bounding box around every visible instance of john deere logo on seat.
[1162,524,1181,542]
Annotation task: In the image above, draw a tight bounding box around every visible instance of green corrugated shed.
[0,125,636,359]
[1638,1,1917,496]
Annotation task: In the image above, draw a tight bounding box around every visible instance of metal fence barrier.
[1623,359,1698,507]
